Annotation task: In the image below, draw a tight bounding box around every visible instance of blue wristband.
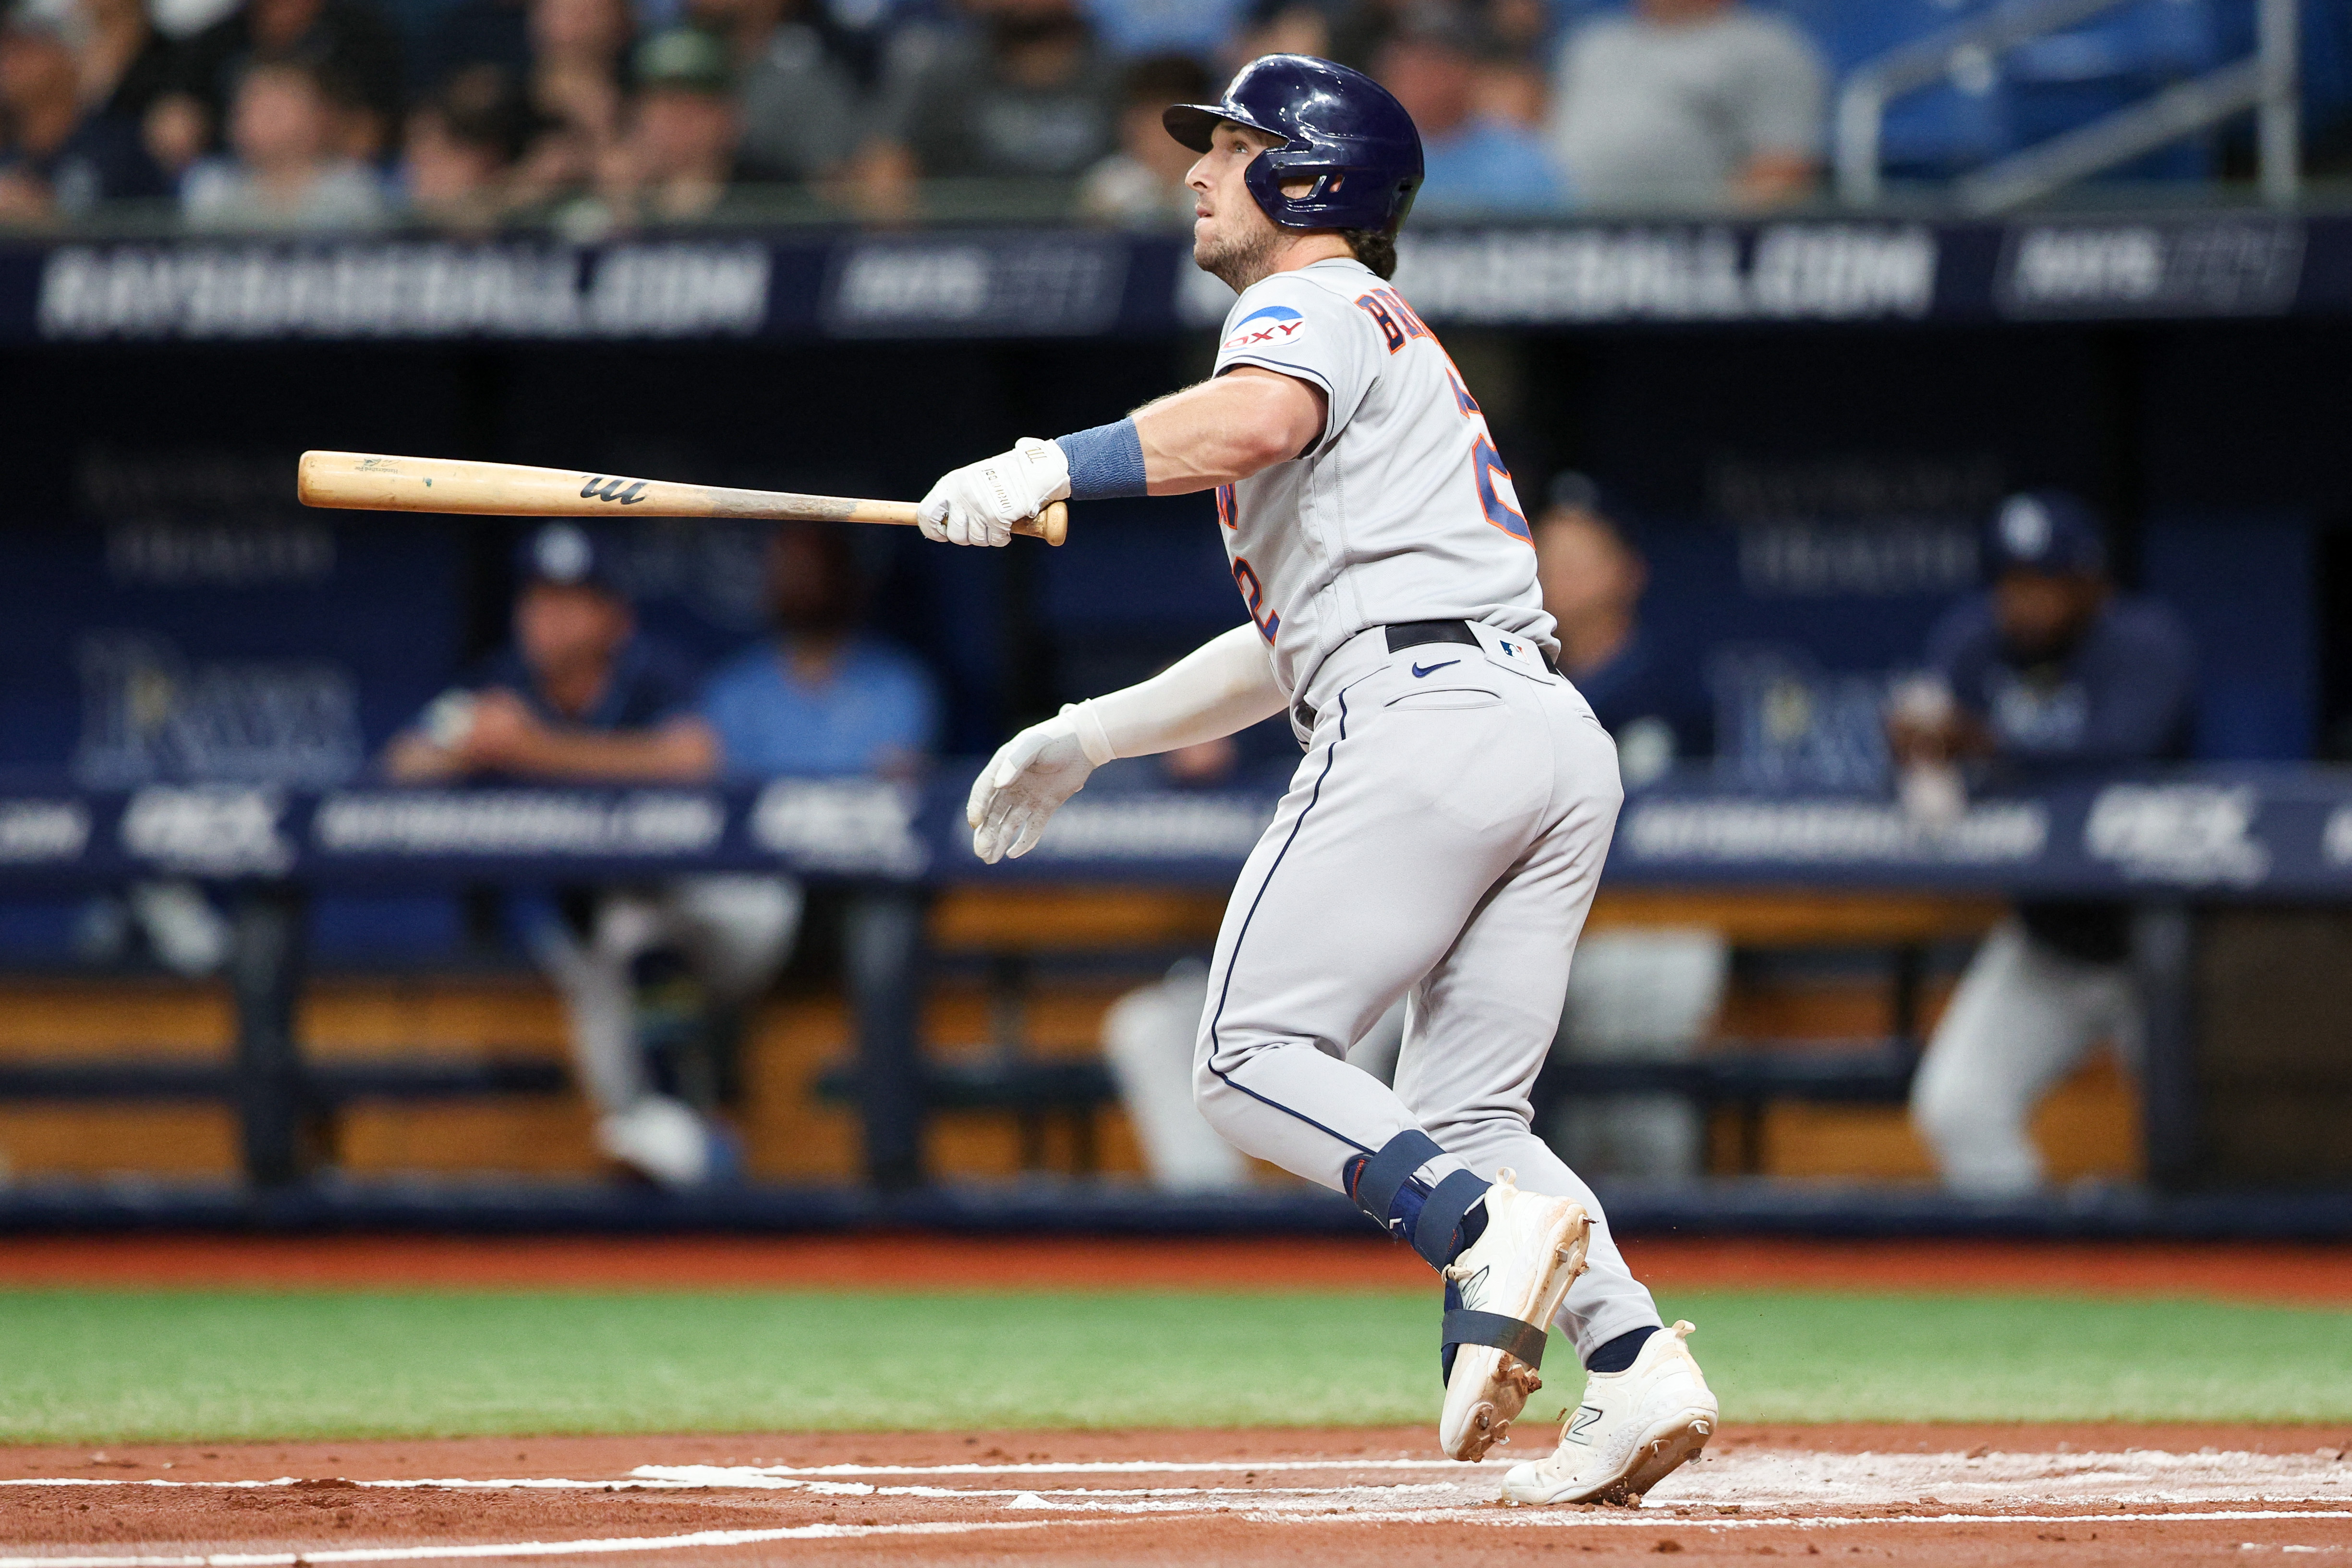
[1055,419,1148,501]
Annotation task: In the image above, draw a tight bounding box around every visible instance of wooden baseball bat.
[295,450,1069,546]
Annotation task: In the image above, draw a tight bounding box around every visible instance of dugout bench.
[0,767,2348,1205]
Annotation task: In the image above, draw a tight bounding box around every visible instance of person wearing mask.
[1894,491,2196,1195]
[384,524,774,1191]
[179,56,387,228]
[1548,0,1825,211]
[1374,3,1560,213]
[0,4,168,221]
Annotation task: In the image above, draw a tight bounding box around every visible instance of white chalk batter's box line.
[1,1508,2351,1568]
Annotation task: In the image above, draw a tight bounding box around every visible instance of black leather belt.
[1295,620,1558,738]
[1385,619,1559,675]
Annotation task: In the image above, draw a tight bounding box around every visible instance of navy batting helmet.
[1164,55,1423,233]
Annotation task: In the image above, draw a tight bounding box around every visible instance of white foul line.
[0,1519,1108,1568]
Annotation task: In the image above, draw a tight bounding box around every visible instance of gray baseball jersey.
[1181,257,1664,1359]
[1211,256,1557,700]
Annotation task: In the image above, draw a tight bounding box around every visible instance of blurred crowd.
[0,0,1833,231]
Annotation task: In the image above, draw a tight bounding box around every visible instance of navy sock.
[1452,1196,1488,1258]
[1585,1325,1659,1374]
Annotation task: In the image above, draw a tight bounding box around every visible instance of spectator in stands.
[1547,0,1826,211]
[854,0,1116,215]
[181,58,388,228]
[1323,0,1407,73]
[1896,491,2197,1196]
[169,0,405,164]
[1533,473,1725,1180]
[0,3,169,221]
[1079,51,1212,227]
[74,0,180,127]
[600,27,739,222]
[1374,4,1560,214]
[417,0,529,114]
[702,523,939,781]
[1228,0,1335,67]
[728,0,861,186]
[398,66,529,228]
[383,523,767,1191]
[504,0,633,216]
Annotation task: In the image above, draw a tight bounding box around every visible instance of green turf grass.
[3,1288,2346,1444]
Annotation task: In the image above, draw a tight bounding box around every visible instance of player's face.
[1536,512,1643,631]
[1994,568,2104,661]
[515,582,630,676]
[1186,122,1284,284]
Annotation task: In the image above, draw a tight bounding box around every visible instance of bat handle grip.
[1014,501,1070,547]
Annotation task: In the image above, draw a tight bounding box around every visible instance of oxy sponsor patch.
[1224,304,1307,352]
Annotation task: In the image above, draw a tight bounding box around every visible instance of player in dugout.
[383,523,792,1190]
[1890,491,2196,1196]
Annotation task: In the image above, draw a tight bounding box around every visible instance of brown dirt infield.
[5,1239,2344,1561]
[3,1425,2347,1566]
[1,1234,2348,1301]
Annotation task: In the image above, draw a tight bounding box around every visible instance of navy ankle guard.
[1349,1130,1490,1271]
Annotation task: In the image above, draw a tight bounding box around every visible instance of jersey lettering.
[1369,287,1429,341]
[1233,555,1280,644]
[1470,434,1530,544]
[1443,361,1480,416]
[1214,482,1237,530]
[1354,292,1405,353]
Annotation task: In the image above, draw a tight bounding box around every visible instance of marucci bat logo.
[580,476,649,505]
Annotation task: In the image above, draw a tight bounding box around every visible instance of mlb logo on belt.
[1224,305,1308,351]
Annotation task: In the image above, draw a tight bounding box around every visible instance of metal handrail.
[1835,0,2301,211]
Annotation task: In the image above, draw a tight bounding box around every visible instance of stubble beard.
[1194,214,1281,293]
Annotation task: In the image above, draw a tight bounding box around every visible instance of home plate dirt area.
[4,1425,2346,1567]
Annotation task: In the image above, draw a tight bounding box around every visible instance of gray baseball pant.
[1191,627,1664,1359]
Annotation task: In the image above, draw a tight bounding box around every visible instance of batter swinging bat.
[294,450,1069,546]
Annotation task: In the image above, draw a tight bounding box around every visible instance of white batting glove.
[966,704,1114,863]
[918,438,1070,548]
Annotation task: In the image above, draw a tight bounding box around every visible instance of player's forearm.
[1074,623,1286,760]
[1132,370,1326,494]
[504,722,719,782]
[383,732,465,781]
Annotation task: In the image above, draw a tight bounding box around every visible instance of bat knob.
[1021,501,1069,547]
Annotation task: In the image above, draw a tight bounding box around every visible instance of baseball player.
[919,56,1716,1505]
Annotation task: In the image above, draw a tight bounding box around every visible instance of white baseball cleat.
[1437,1170,1591,1462]
[595,1095,715,1190]
[1500,1320,1717,1506]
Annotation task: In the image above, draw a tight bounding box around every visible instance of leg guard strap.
[1412,1167,1490,1270]
[1443,1308,1550,1371]
[1350,1129,1443,1225]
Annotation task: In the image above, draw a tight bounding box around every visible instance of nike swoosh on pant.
[1411,660,1461,678]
